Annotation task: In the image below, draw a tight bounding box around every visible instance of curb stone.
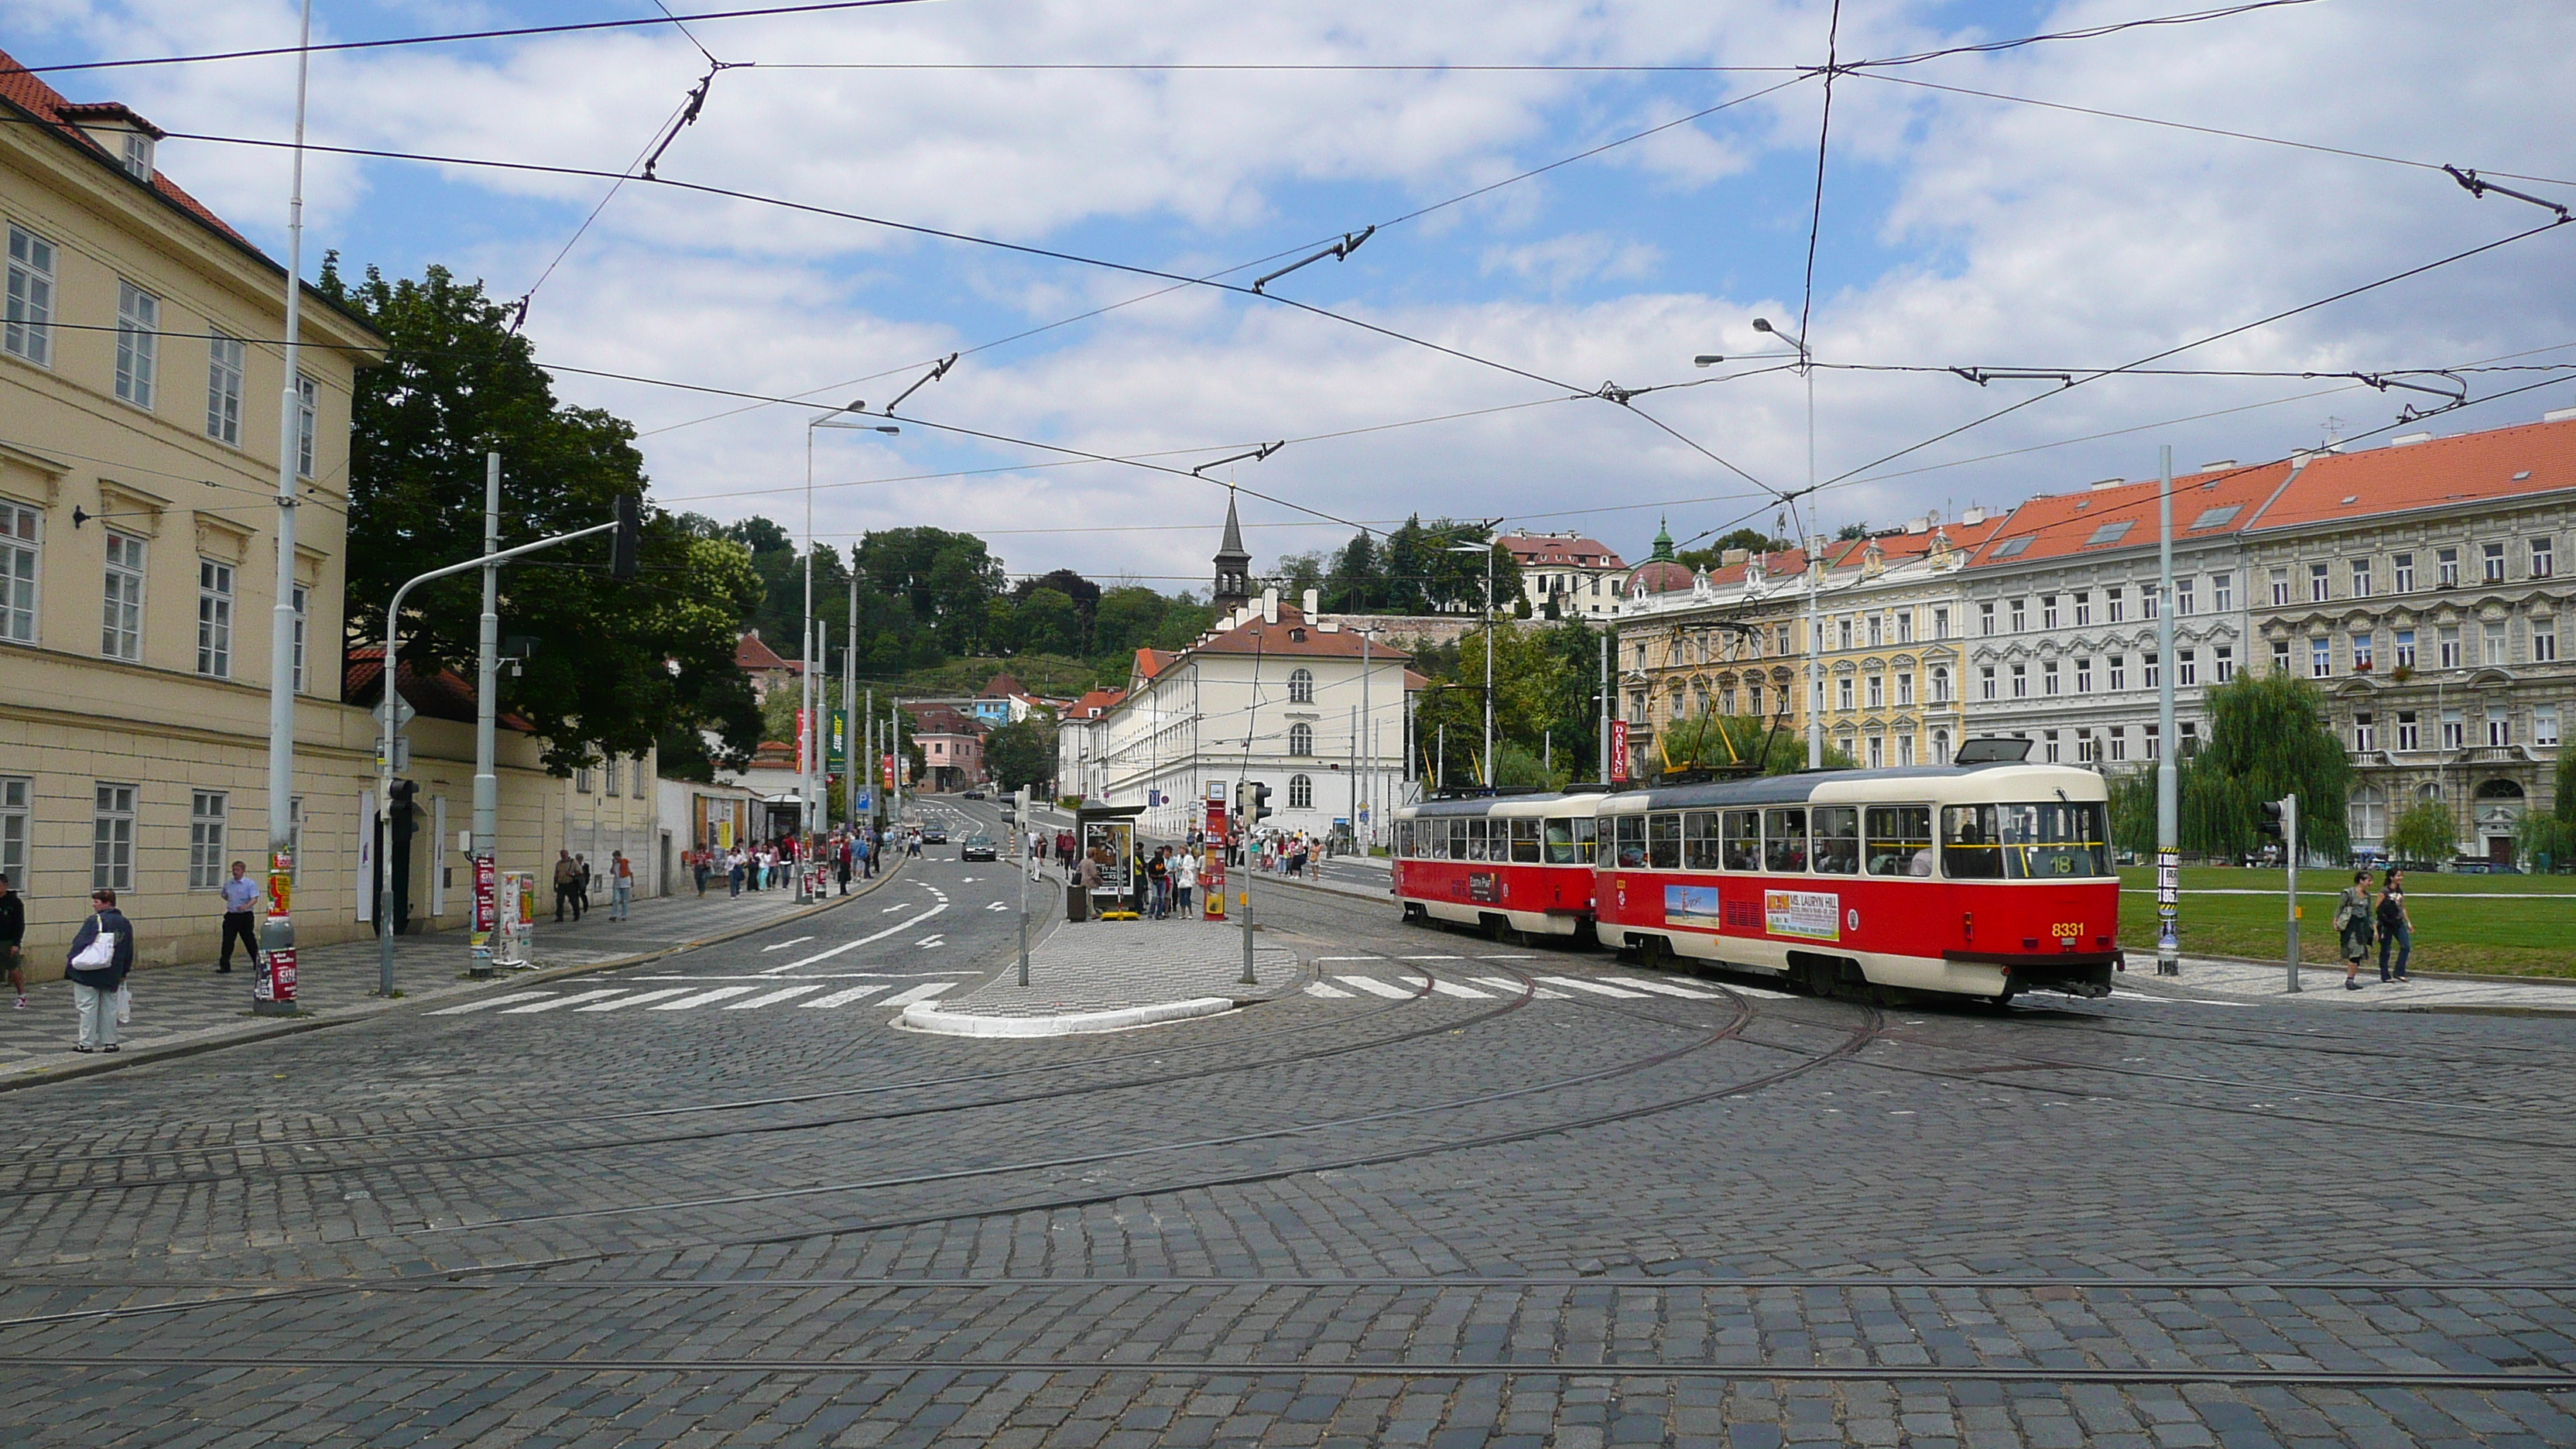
[901,995,1238,1037]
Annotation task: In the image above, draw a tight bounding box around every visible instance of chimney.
[1302,587,1320,618]
[2088,478,2124,492]
[2544,407,2576,423]
[1721,547,1750,567]
[1262,587,1279,625]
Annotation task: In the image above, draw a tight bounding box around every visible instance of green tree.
[1014,587,1083,656]
[2107,766,2158,859]
[984,716,1059,793]
[2386,798,2458,864]
[1675,527,1790,573]
[324,259,762,775]
[2178,673,2354,862]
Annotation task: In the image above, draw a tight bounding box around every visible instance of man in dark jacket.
[0,872,26,1010]
[64,888,134,1053]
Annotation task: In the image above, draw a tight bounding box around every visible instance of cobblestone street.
[1,799,2570,1446]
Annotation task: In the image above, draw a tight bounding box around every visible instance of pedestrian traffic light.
[609,493,641,580]
[2254,800,2283,842]
[1250,782,1274,824]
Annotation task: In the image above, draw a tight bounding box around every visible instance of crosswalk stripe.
[1425,979,1493,999]
[881,981,955,1007]
[1537,975,1649,999]
[725,983,831,1009]
[1605,975,1721,999]
[649,985,763,1011]
[501,988,631,1013]
[1303,981,1353,998]
[1469,976,1567,999]
[1332,975,1415,999]
[575,987,694,1012]
[430,991,553,1015]
[800,983,894,1009]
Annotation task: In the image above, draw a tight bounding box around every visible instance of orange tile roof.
[1964,463,2293,568]
[734,631,791,670]
[1,46,255,250]
[1186,605,1416,662]
[2245,416,2576,531]
[1501,532,1628,570]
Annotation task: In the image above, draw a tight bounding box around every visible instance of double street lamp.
[1697,320,1821,769]
[806,404,898,893]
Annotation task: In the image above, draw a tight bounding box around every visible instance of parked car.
[960,834,998,862]
[963,790,985,800]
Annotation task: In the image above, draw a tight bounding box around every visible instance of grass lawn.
[2115,866,2576,978]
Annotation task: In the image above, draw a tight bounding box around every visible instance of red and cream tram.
[1392,745,2123,1003]
[1390,790,1605,939]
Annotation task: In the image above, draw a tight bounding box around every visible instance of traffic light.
[2255,800,2284,843]
[1250,782,1274,824]
[388,779,420,842]
[610,493,641,580]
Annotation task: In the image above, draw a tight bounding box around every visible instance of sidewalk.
[0,862,905,1087]
[2118,954,2576,1013]
[904,919,1300,1036]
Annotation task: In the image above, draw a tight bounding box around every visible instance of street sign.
[1609,720,1630,783]
[374,696,416,731]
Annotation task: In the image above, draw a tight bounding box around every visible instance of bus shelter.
[1067,801,1146,920]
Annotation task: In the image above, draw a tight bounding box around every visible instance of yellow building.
[0,60,611,972]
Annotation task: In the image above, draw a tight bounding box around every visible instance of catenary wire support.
[2444,165,2571,221]
[642,63,742,180]
[880,353,957,414]
[1250,226,1375,293]
[1950,367,2074,388]
[2354,369,2468,419]
[1191,441,1283,477]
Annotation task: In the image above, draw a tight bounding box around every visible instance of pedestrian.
[1172,847,1197,920]
[835,836,853,896]
[573,854,592,920]
[692,848,710,897]
[858,831,875,881]
[2334,869,2375,990]
[609,851,633,921]
[215,858,260,974]
[2377,868,2413,982]
[553,850,578,922]
[0,872,26,1010]
[728,846,745,898]
[1077,848,1104,920]
[63,887,133,1053]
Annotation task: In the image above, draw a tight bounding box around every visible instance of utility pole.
[256,0,316,1019]
[2155,444,2181,976]
[1358,626,1371,848]
[2281,793,2301,993]
[1483,540,1496,788]
[1598,627,1611,785]
[1016,785,1032,986]
[844,570,858,827]
[468,451,501,978]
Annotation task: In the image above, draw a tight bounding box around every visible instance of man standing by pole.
[2155,445,2181,977]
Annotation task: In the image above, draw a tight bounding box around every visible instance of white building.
[1499,530,1628,620]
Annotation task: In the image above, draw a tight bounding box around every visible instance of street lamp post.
[1752,317,1821,769]
[1448,529,1500,788]
[805,405,897,897]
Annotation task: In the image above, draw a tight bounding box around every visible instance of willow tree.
[2179,673,2352,861]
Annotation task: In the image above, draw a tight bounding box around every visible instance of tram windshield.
[1940,802,2112,879]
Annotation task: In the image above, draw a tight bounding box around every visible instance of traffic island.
[903,920,1299,1036]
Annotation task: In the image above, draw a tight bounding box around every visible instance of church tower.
[1212,488,1253,613]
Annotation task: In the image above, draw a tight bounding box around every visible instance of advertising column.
[1203,786,1228,920]
[253,845,297,1014]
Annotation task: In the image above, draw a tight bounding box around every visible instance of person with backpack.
[2333,869,2376,991]
[2376,868,2413,982]
[64,888,134,1053]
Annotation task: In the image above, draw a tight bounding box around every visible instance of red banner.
[472,855,497,933]
[1610,719,1630,782]
[796,709,809,774]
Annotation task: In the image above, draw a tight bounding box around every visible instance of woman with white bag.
[63,888,134,1054]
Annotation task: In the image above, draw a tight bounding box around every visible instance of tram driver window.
[1683,811,1722,871]
[1941,805,2005,879]
[1810,806,1859,875]
[1572,817,1596,863]
[1647,812,1682,870]
[1865,806,1934,876]
[1543,817,1578,865]
[1722,810,1759,871]
[1614,814,1647,868]
[1762,808,1808,872]
[1511,818,1543,864]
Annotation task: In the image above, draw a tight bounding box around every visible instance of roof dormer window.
[121,131,154,180]
[58,103,165,183]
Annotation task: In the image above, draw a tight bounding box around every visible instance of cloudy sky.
[9,0,2574,587]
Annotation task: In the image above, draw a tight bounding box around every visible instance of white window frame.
[1287,722,1314,756]
[2534,619,2557,664]
[0,774,26,883]
[2310,637,2331,679]
[2215,645,2235,683]
[2009,599,2026,633]
[2537,705,2561,748]
[1287,667,1314,704]
[1978,602,1995,636]
[2073,593,2091,628]
[2533,537,2555,581]
[2395,629,2416,670]
[1978,666,1996,702]
[2483,541,2506,583]
[2074,657,2093,694]
[1287,773,1314,810]
[2042,660,2060,697]
[2175,577,2196,616]
[2393,553,2415,592]
[296,372,318,479]
[2177,649,2197,688]
[2108,726,2127,762]
[2397,712,2420,752]
[190,790,228,889]
[206,329,245,445]
[2269,568,2290,606]
[2106,586,2125,623]
[2437,547,2459,587]
[291,584,310,692]
[0,500,37,643]
[4,223,55,366]
[2348,631,2372,673]
[2352,714,2374,753]
[2348,560,2369,600]
[2009,664,2027,699]
[102,529,146,662]
[197,557,234,677]
[2145,653,2160,690]
[2309,563,2330,603]
[115,280,159,409]
[93,782,135,892]
[2108,655,2126,691]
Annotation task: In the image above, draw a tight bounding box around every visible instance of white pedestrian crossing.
[800,983,895,1008]
[501,988,630,1013]
[430,992,552,1015]
[1536,975,1650,999]
[1303,981,1353,998]
[1332,975,1416,999]
[1425,979,1494,999]
[575,987,696,1012]
[724,983,831,1009]
[880,981,956,1007]
[649,985,764,1010]
[1469,976,1569,999]
[1604,975,1721,999]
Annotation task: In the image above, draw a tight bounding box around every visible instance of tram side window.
[1543,817,1577,865]
[1866,806,1934,876]
[1511,818,1542,864]
[1469,817,1491,862]
[1614,814,1647,868]
[1721,810,1759,871]
[1396,821,1411,858]
[1941,805,2005,879]
[1811,806,1859,875]
[1448,819,1468,861]
[1683,811,1722,871]
[1762,807,1808,873]
[1647,812,1682,869]
[1572,816,1597,863]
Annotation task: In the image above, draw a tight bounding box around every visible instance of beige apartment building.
[0,58,597,972]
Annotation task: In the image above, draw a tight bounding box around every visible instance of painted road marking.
[500,988,631,1013]
[1424,979,1495,999]
[430,992,551,1015]
[985,901,1009,911]
[1536,975,1650,999]
[574,988,695,1012]
[1313,956,1377,962]
[726,983,831,1010]
[801,983,895,1009]
[882,981,955,1007]
[760,903,950,974]
[1605,975,1721,999]
[916,936,945,948]
[1469,976,1568,999]
[760,937,814,952]
[649,985,763,1011]
[1333,975,1416,999]
[1303,981,1353,998]
[1398,954,1464,961]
